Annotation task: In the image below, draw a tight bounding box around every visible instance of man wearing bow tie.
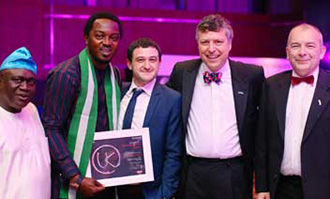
[255,23,328,199]
[167,14,265,199]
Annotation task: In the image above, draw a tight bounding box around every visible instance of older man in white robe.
[0,47,51,199]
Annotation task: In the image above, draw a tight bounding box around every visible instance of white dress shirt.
[186,60,242,159]
[118,79,156,130]
[281,67,319,176]
[0,103,51,199]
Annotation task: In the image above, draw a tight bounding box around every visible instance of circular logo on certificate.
[91,144,121,175]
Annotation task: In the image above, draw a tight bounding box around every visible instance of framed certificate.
[87,128,154,187]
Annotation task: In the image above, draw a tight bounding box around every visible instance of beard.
[87,48,113,68]
[93,55,111,64]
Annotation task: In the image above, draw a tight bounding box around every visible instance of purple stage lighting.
[323,42,330,64]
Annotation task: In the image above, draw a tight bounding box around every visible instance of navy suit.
[167,59,265,199]
[120,82,182,199]
[255,68,330,199]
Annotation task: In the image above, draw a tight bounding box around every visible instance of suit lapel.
[143,83,161,127]
[121,83,130,99]
[275,72,291,140]
[182,60,201,125]
[230,61,249,133]
[303,69,330,141]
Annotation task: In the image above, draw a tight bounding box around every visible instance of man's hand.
[79,177,105,197]
[69,175,105,197]
[256,192,270,199]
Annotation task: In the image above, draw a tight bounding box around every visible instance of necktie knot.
[203,71,222,85]
[290,75,314,86]
[132,88,143,99]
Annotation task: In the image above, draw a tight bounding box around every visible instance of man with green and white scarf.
[42,12,122,199]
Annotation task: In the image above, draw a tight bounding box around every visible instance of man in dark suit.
[255,23,328,199]
[167,14,264,199]
[117,37,182,199]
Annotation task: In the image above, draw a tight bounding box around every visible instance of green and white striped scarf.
[60,48,120,199]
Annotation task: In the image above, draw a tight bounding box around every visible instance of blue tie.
[122,89,143,129]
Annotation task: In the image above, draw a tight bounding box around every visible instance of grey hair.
[195,14,234,41]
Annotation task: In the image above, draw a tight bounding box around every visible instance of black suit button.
[273,174,279,179]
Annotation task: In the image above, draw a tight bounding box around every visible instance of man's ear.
[127,59,133,70]
[0,72,6,88]
[84,35,88,45]
[320,45,327,59]
[0,76,3,88]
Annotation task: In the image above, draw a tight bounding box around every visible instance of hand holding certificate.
[87,128,154,187]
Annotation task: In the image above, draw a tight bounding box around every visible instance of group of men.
[0,10,329,199]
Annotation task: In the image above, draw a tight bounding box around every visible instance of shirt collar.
[128,78,156,97]
[292,66,319,86]
[200,59,231,81]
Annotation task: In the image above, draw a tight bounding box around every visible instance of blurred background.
[1,0,330,106]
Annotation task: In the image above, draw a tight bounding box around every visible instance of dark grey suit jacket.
[255,68,330,199]
[167,58,265,199]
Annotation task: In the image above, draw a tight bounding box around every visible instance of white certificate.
[86,128,154,187]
